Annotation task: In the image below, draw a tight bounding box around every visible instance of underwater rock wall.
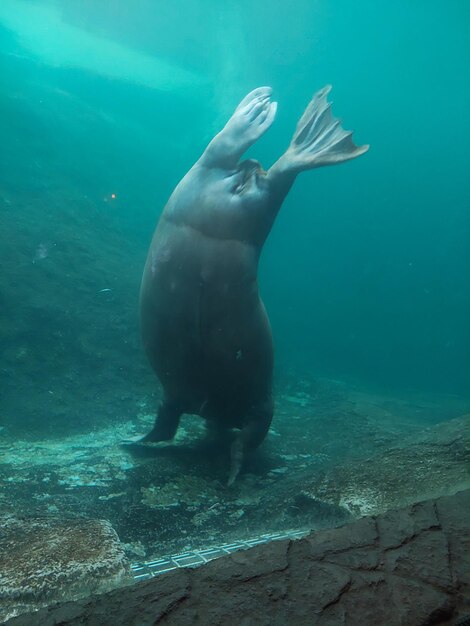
[5,489,470,626]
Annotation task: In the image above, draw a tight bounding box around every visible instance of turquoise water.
[2,0,468,403]
[1,1,470,611]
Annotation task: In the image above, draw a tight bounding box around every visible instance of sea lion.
[139,85,368,484]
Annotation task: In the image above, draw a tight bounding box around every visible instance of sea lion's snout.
[231,159,263,195]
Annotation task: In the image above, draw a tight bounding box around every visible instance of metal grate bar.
[130,529,310,580]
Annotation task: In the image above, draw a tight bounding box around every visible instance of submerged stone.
[0,515,132,622]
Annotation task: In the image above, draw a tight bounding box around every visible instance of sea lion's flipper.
[139,400,182,443]
[228,436,244,486]
[201,87,277,169]
[227,402,273,486]
[272,85,368,175]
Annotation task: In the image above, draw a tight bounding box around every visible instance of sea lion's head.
[229,159,268,200]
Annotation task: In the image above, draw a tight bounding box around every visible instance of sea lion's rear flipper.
[227,402,273,486]
[139,400,182,443]
[274,85,368,174]
[200,87,278,169]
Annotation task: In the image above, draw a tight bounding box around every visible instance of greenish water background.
[1,0,469,438]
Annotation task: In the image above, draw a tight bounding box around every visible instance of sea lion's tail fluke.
[278,85,369,173]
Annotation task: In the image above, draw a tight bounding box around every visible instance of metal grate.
[131,529,309,581]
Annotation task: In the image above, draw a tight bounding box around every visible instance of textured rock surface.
[294,413,470,517]
[0,516,132,622]
[2,389,468,563]
[6,490,470,626]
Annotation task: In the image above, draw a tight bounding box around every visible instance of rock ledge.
[6,489,470,625]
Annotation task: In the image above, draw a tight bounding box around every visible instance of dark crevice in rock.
[320,578,353,612]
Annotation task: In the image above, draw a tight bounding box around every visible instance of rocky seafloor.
[5,489,470,626]
[1,375,469,621]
